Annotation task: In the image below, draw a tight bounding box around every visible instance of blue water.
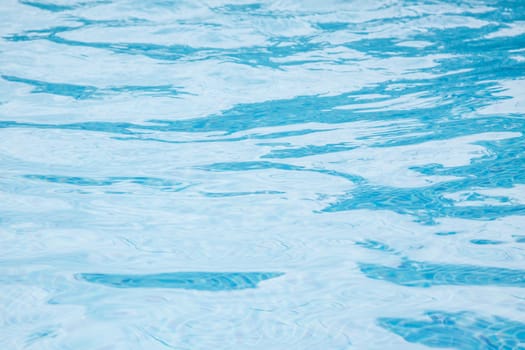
[1,0,524,349]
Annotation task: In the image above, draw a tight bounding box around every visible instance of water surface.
[1,0,524,349]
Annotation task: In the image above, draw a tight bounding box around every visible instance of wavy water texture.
[1,0,524,349]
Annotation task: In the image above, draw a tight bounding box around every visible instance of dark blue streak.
[470,239,504,245]
[19,0,76,11]
[2,75,98,99]
[19,0,110,12]
[2,75,185,100]
[359,260,525,287]
[261,143,356,159]
[199,161,365,183]
[24,175,183,187]
[202,190,285,197]
[77,272,284,290]
[379,311,525,350]
[355,240,398,254]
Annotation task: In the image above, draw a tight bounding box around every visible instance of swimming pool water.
[1,0,524,349]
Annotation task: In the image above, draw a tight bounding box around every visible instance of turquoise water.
[1,0,525,349]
